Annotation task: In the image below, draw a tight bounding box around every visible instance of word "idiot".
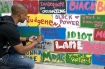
[67,31,92,41]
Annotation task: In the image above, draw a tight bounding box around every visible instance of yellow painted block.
[96,0,105,14]
[26,54,41,62]
[27,14,52,27]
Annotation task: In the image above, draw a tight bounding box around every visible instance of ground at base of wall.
[34,63,80,69]
[34,63,104,69]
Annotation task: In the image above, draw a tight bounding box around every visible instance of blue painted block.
[67,0,96,14]
[92,54,105,66]
[40,28,66,40]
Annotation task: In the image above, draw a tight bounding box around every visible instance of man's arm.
[6,26,43,54]
[20,36,36,42]
[14,39,39,54]
[8,34,43,54]
[14,35,42,54]
[20,37,26,42]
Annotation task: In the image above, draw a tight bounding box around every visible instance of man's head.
[11,3,28,23]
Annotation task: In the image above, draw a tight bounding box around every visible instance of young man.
[0,3,43,69]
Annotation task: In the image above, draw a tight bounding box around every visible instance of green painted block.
[81,15,105,29]
[42,51,66,63]
[0,1,12,13]
[66,53,92,65]
[17,26,39,37]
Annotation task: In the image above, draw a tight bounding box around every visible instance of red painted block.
[94,29,105,41]
[54,40,79,52]
[13,0,38,14]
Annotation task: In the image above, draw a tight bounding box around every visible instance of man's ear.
[17,12,21,18]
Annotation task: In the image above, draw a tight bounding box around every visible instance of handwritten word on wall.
[66,28,94,41]
[92,54,105,66]
[66,53,92,65]
[41,28,66,40]
[0,1,12,13]
[81,15,105,28]
[67,0,96,14]
[94,29,105,41]
[81,41,105,55]
[35,40,53,51]
[27,14,52,27]
[17,26,39,37]
[13,0,38,14]
[53,14,80,28]
[54,40,83,52]
[25,50,42,62]
[96,0,105,14]
[39,0,66,14]
[42,51,65,63]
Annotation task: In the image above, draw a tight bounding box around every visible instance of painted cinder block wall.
[1,0,105,69]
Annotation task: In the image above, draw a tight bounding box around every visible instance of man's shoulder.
[0,24,19,36]
[0,16,18,33]
[0,16,14,24]
[0,22,16,32]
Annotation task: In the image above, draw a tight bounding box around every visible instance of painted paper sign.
[35,40,53,51]
[27,40,54,51]
[94,29,105,41]
[39,0,66,14]
[25,50,43,62]
[67,0,96,14]
[81,15,105,28]
[41,28,66,40]
[92,54,105,66]
[81,41,105,55]
[0,1,12,13]
[66,28,94,41]
[66,53,92,65]
[53,14,80,28]
[27,14,52,27]
[17,26,39,37]
[42,51,65,63]
[54,40,83,52]
[96,0,105,14]
[13,0,38,14]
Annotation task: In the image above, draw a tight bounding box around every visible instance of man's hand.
[37,34,43,43]
[29,35,36,43]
